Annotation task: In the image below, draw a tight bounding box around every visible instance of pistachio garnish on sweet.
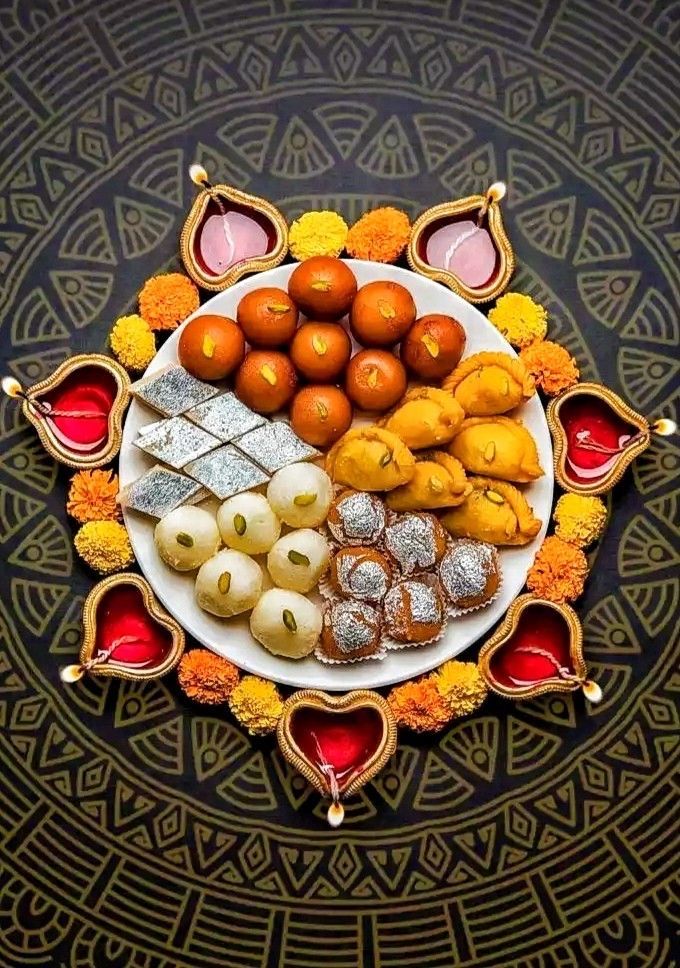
[379,448,392,467]
[260,364,278,385]
[421,333,440,357]
[293,492,317,506]
[176,532,194,547]
[312,334,327,355]
[282,608,298,632]
[233,513,247,535]
[267,302,291,314]
[202,333,216,358]
[218,571,232,594]
[287,549,310,566]
[486,489,505,504]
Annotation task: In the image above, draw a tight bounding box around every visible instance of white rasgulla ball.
[195,549,263,617]
[154,506,220,572]
[267,529,330,593]
[217,492,280,554]
[249,588,322,658]
[266,462,332,528]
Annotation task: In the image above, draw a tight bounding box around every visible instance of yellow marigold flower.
[433,660,488,716]
[229,675,283,735]
[139,273,200,331]
[527,535,588,603]
[387,678,452,732]
[67,469,120,523]
[288,210,348,260]
[553,493,607,548]
[346,207,411,263]
[520,340,579,396]
[488,292,548,348]
[74,520,134,574]
[178,649,239,704]
[110,314,156,371]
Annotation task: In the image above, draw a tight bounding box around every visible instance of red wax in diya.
[94,585,172,668]
[491,605,572,688]
[39,365,117,453]
[291,706,385,784]
[560,395,635,484]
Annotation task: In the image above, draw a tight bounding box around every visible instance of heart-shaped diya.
[180,165,288,291]
[547,382,650,496]
[3,354,130,469]
[60,573,184,684]
[479,594,601,703]
[277,689,397,826]
[407,183,515,303]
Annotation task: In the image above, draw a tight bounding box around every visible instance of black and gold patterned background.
[0,1,678,964]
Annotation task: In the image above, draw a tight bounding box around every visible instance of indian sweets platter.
[118,258,553,690]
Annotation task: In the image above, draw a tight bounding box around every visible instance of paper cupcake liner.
[382,613,449,651]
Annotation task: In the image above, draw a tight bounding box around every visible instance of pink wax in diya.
[39,365,117,453]
[199,209,270,275]
[425,219,498,289]
[560,395,636,484]
[491,604,572,688]
[94,584,173,668]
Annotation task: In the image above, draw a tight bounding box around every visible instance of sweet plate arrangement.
[4,167,674,826]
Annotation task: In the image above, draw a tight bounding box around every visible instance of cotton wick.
[573,429,643,456]
[513,646,583,685]
[59,635,153,683]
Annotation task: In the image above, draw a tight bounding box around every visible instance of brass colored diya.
[407,182,515,303]
[479,593,601,703]
[60,573,185,684]
[180,164,288,291]
[547,382,650,496]
[3,354,130,469]
[277,689,398,827]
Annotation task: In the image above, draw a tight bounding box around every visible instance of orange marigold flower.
[387,677,452,732]
[139,273,200,331]
[67,469,120,523]
[526,535,588,603]
[178,649,240,704]
[519,340,579,396]
[346,207,411,263]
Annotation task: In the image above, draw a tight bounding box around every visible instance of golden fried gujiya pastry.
[440,476,541,546]
[449,416,543,483]
[325,426,415,492]
[387,452,471,511]
[381,386,465,450]
[442,351,535,416]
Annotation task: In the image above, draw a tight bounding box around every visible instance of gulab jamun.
[235,350,298,414]
[288,256,357,320]
[290,322,352,382]
[236,287,298,346]
[290,385,353,448]
[349,280,416,346]
[345,349,407,412]
[401,313,466,381]
[178,314,245,381]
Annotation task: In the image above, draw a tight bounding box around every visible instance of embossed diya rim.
[547,381,650,496]
[407,182,515,304]
[180,167,289,292]
[478,593,601,703]
[64,572,185,682]
[277,689,398,801]
[5,353,130,470]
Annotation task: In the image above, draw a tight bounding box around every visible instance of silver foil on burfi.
[186,392,265,442]
[134,416,221,469]
[117,465,207,518]
[130,364,219,416]
[234,421,319,474]
[184,444,269,500]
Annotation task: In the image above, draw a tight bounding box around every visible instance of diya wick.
[2,376,106,421]
[509,646,602,703]
[59,636,154,684]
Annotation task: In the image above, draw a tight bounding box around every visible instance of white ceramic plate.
[120,260,553,690]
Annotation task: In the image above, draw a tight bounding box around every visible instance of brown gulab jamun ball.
[345,349,407,412]
[401,313,466,381]
[288,256,357,320]
[290,385,353,448]
[178,314,245,381]
[349,280,416,347]
[290,322,352,382]
[236,287,298,346]
[235,350,298,414]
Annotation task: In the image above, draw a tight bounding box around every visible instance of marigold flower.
[74,520,134,574]
[433,660,488,716]
[139,273,200,331]
[488,292,548,349]
[67,469,120,523]
[288,210,348,260]
[346,207,411,263]
[110,314,156,370]
[553,493,607,548]
[387,677,452,732]
[178,649,239,704]
[229,676,283,735]
[520,340,579,396]
[527,535,588,603]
